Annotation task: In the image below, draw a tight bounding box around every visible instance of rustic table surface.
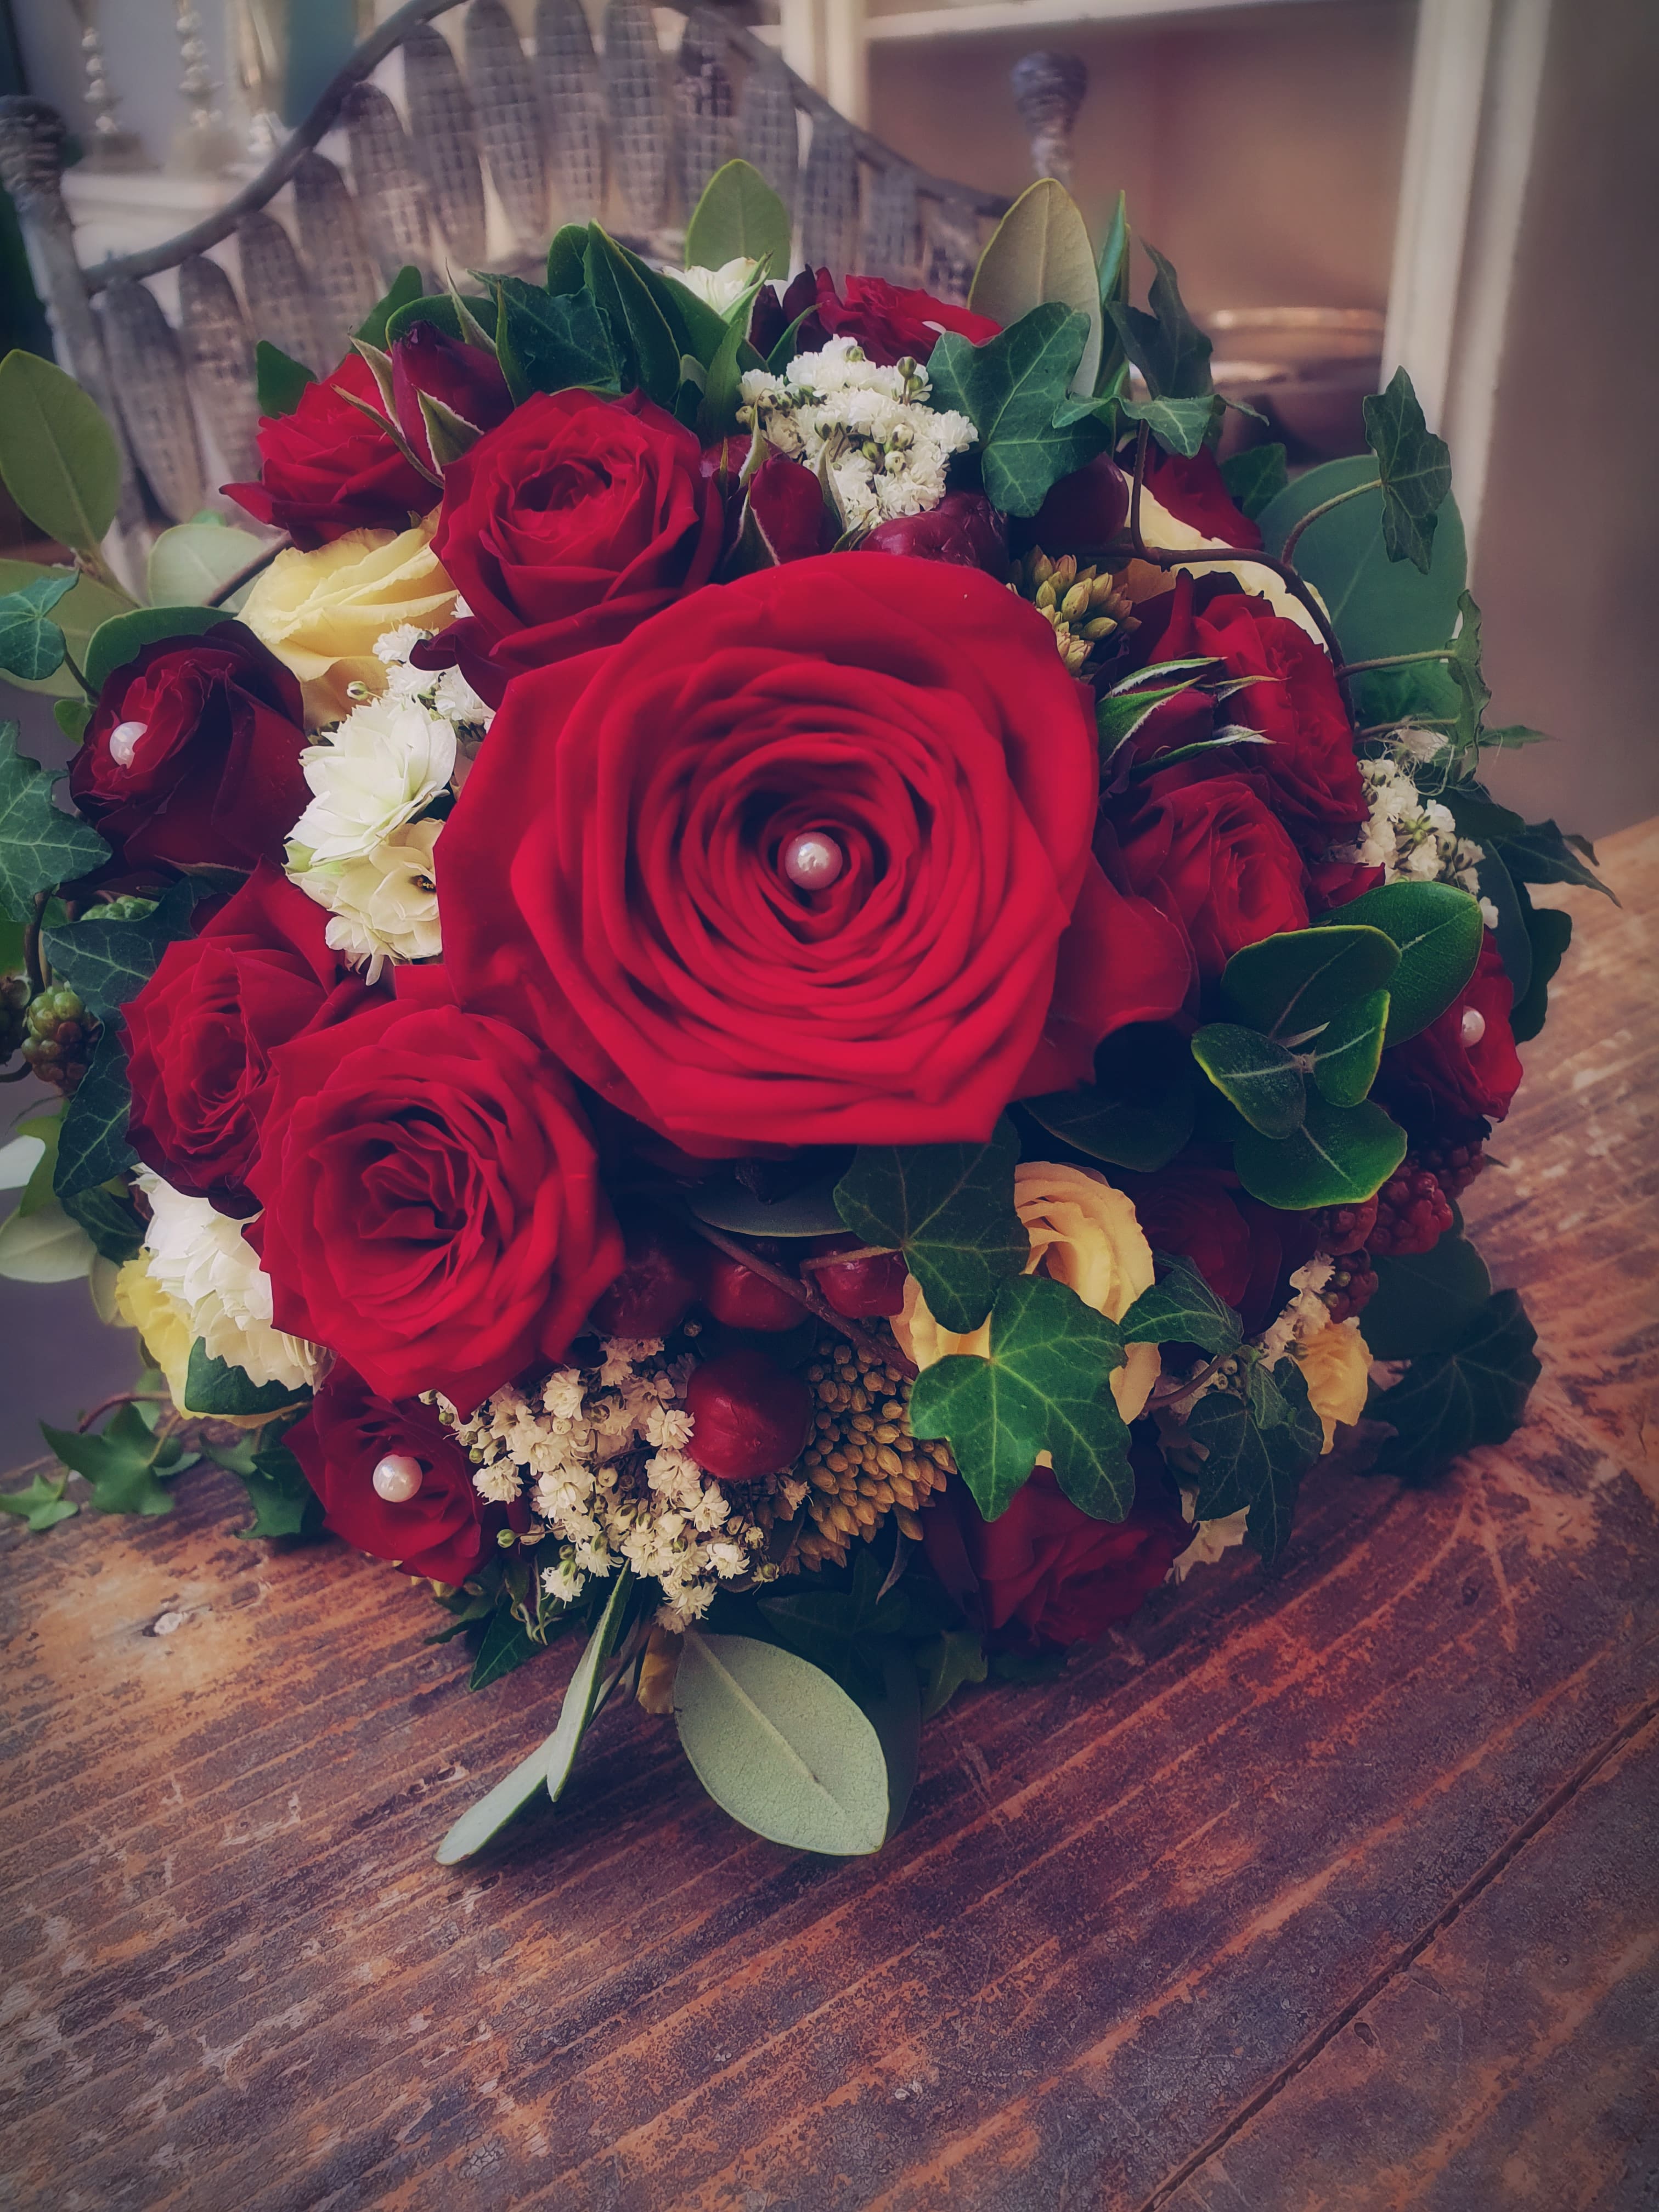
[3,822,1655,2212]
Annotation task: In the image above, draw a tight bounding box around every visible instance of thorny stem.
[1279,477,1380,567]
[678,1214,918,1378]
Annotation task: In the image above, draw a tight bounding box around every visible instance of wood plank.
[1,820,1655,2211]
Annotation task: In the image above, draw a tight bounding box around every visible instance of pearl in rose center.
[781,832,844,891]
[108,719,147,769]
[1460,1007,1487,1048]
[371,1452,425,1503]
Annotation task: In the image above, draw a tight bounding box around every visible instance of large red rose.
[428,387,724,701]
[811,270,1001,366]
[247,966,622,1413]
[438,555,1187,1153]
[288,1364,489,1584]
[1374,935,1522,1131]
[1114,773,1310,985]
[123,865,374,1215]
[224,351,437,550]
[1123,574,1364,850]
[69,622,309,877]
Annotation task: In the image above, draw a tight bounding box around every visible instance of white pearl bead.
[1460,1006,1487,1048]
[108,719,147,769]
[781,831,844,890]
[371,1452,425,1503]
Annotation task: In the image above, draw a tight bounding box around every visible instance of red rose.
[812,270,1001,367]
[428,387,724,702]
[1374,935,1521,1131]
[439,555,1180,1153]
[1009,452,1131,558]
[247,966,622,1413]
[224,351,437,550]
[1119,1165,1255,1310]
[862,489,1008,574]
[288,1364,489,1584]
[122,865,374,1216]
[389,321,513,471]
[1125,575,1364,850]
[1144,444,1260,548]
[925,1465,1186,1649]
[1114,774,1310,984]
[727,449,835,564]
[69,622,309,877]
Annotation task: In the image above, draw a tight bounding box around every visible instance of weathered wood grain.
[1,822,1655,2211]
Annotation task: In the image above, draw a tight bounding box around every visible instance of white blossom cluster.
[284,625,493,982]
[137,1169,317,1391]
[738,337,977,534]
[441,1340,806,1629]
[1329,745,1498,928]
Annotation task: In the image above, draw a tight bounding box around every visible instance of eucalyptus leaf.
[1232,1093,1406,1211]
[1312,881,1482,1044]
[834,1116,1025,1335]
[146,522,268,607]
[0,349,123,552]
[1190,1024,1306,1137]
[82,605,235,697]
[1303,988,1390,1106]
[434,1719,560,1865]
[690,1173,847,1239]
[1221,924,1400,1042]
[1022,1020,1198,1173]
[1257,455,1466,668]
[684,160,791,280]
[969,178,1103,396]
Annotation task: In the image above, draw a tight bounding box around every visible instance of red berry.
[589,1221,705,1339]
[684,1348,812,1482]
[807,1247,907,1318]
[1322,1249,1379,1324]
[1368,1165,1454,1257]
[1319,1194,1379,1251]
[1417,1137,1486,1198]
[702,1249,806,1333]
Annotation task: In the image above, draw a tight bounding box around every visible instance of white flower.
[1169,1498,1250,1582]
[286,695,455,868]
[1327,746,1495,926]
[671,256,760,315]
[473,1463,524,1505]
[137,1170,316,1391]
[294,818,443,983]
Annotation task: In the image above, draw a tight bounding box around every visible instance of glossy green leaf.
[1184,1360,1322,1559]
[674,1629,891,1855]
[492,274,618,403]
[969,178,1103,395]
[0,571,75,681]
[695,306,749,441]
[1232,1093,1407,1211]
[227,1430,324,1540]
[0,1468,78,1533]
[1220,442,1288,520]
[834,1115,1025,1334]
[1191,1024,1306,1137]
[1469,842,1532,1005]
[254,338,315,418]
[53,1026,135,1199]
[1120,1255,1243,1357]
[1257,455,1466,668]
[1498,817,1616,902]
[0,349,122,552]
[1363,366,1452,572]
[355,264,425,347]
[1312,881,1483,1044]
[44,879,201,1020]
[1221,924,1400,1042]
[433,1663,574,1864]
[862,1644,922,1839]
[1368,1289,1539,1482]
[61,1177,145,1263]
[1508,888,1572,1044]
[1362,1233,1493,1360]
[146,522,268,607]
[690,1172,847,1239]
[1119,391,1223,458]
[82,605,234,697]
[467,1605,549,1693]
[917,1628,988,1720]
[586,225,682,405]
[0,1197,95,1283]
[907,1274,1132,1523]
[0,560,131,701]
[1302,988,1390,1106]
[1023,1021,1198,1173]
[927,304,1105,517]
[545,1565,635,1806]
[182,1339,308,1419]
[546,224,588,295]
[0,723,111,921]
[684,160,792,280]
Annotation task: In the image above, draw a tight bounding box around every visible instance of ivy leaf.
[0,1468,80,1532]
[1104,243,1213,398]
[1233,1093,1407,1211]
[546,224,588,296]
[53,1026,135,1199]
[1121,1255,1242,1357]
[1443,587,1491,762]
[1221,924,1400,1043]
[0,723,111,922]
[43,877,201,1020]
[183,1339,309,1420]
[1184,1361,1322,1560]
[917,1628,988,1719]
[1303,989,1390,1105]
[42,1402,177,1516]
[1368,1289,1539,1483]
[491,275,618,404]
[1509,888,1572,1044]
[1221,443,1288,520]
[1362,366,1451,572]
[254,338,315,418]
[1362,1232,1493,1361]
[61,1177,145,1263]
[907,1274,1133,1523]
[226,1430,323,1539]
[1022,1021,1198,1173]
[1117,391,1224,458]
[0,571,76,682]
[834,1115,1025,1334]
[927,303,1105,517]
[1190,1024,1306,1137]
[1497,817,1616,903]
[1312,880,1483,1045]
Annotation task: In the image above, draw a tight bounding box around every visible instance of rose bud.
[803,1242,907,1318]
[390,321,513,470]
[685,1347,812,1481]
[590,1217,707,1339]
[703,1248,808,1332]
[861,489,1008,575]
[1008,453,1131,559]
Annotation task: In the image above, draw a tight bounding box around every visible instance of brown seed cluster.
[1013,550,1138,675]
[792,1335,954,1570]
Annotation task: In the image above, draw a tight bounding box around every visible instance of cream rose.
[240,520,458,728]
[114,1258,195,1414]
[1295,1319,1372,1452]
[893,1160,1161,1423]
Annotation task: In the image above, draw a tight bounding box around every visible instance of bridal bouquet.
[0,165,1606,1859]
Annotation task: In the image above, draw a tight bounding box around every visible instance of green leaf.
[1119,391,1224,458]
[61,1177,145,1263]
[1184,1362,1322,1560]
[1312,881,1483,1045]
[1362,1233,1493,1360]
[907,1273,1132,1523]
[673,1629,891,1855]
[1302,988,1390,1106]
[0,571,75,681]
[1104,244,1212,399]
[1368,1289,1539,1482]
[0,723,110,921]
[182,1338,308,1419]
[695,306,749,442]
[833,1115,1026,1335]
[491,274,618,403]
[0,349,123,552]
[1443,587,1489,761]
[0,1197,95,1283]
[1362,366,1452,572]
[0,560,132,701]
[1257,455,1466,668]
[225,1429,323,1539]
[415,390,483,469]
[585,226,682,406]
[927,303,1105,517]
[689,1172,847,1239]
[1120,1255,1242,1357]
[383,289,501,351]
[43,877,200,1019]
[53,698,90,743]
[684,159,792,281]
[546,224,588,295]
[1233,1093,1407,1211]
[1220,443,1288,520]
[254,338,315,419]
[1096,670,1211,766]
[1497,817,1616,902]
[917,1628,987,1720]
[467,1604,550,1693]
[1508,888,1571,1045]
[145,522,267,608]
[1191,1024,1306,1137]
[0,1468,78,1533]
[969,178,1103,396]
[861,1643,922,1839]
[15,1108,59,1218]
[1221,924,1400,1042]
[82,604,234,697]
[43,1402,176,1516]
[355,265,424,348]
[53,1026,134,1199]
[1022,1020,1198,1173]
[545,1565,635,1805]
[1469,842,1532,1005]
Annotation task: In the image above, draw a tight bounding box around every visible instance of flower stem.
[1279,477,1380,567]
[76,1392,169,1434]
[23,891,47,997]
[1335,647,1457,680]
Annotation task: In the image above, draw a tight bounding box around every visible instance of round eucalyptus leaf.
[1233,1094,1407,1211]
[1256,454,1466,667]
[689,1174,848,1239]
[1313,880,1483,1043]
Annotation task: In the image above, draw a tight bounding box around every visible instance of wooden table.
[4,825,1656,2212]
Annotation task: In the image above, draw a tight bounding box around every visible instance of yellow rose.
[1117,481,1327,646]
[239,520,458,727]
[113,1259,194,1413]
[1295,1320,1372,1452]
[893,1160,1161,1423]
